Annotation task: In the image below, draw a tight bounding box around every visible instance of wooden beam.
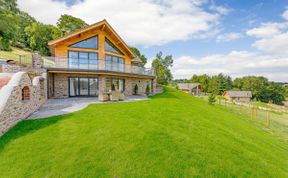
[47,70,154,79]
[101,24,106,31]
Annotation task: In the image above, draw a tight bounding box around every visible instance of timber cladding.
[49,20,134,65]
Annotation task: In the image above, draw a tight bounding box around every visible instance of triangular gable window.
[105,37,123,55]
[70,35,98,49]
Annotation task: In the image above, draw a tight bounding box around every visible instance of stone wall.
[2,54,46,75]
[0,72,47,136]
[49,73,155,98]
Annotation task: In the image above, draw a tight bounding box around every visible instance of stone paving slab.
[28,96,148,119]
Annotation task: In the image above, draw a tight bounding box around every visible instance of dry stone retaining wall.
[0,72,47,136]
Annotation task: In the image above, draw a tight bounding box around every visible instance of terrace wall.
[48,73,155,98]
[0,72,47,136]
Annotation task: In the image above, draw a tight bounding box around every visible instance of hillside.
[0,88,287,177]
[0,47,32,61]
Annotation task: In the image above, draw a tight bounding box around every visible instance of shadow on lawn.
[0,115,67,153]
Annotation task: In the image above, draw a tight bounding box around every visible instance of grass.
[0,47,32,61]
[250,101,274,109]
[0,87,287,177]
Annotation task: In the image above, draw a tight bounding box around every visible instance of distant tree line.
[173,74,288,105]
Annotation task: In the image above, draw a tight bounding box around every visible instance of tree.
[0,10,17,50]
[208,76,219,94]
[240,76,268,98]
[57,14,88,35]
[257,85,284,105]
[152,52,173,85]
[208,93,216,105]
[129,47,147,65]
[25,23,62,55]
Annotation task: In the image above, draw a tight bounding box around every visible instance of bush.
[111,84,115,91]
[145,85,150,95]
[0,37,12,51]
[208,93,216,105]
[133,84,138,95]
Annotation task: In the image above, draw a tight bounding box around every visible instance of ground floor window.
[105,78,125,92]
[69,77,98,96]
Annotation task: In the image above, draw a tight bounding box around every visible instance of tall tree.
[57,14,88,35]
[0,10,17,50]
[129,47,147,65]
[25,23,62,55]
[152,52,173,85]
[256,82,285,105]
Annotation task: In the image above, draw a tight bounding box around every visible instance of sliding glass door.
[69,77,98,97]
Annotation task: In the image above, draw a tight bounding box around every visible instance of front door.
[69,77,98,97]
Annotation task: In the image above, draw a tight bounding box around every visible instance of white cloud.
[209,5,231,15]
[172,51,288,82]
[282,9,288,20]
[17,0,221,46]
[216,32,243,42]
[247,21,288,56]
[246,22,286,38]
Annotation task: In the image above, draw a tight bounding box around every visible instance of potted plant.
[145,85,150,95]
[133,84,138,95]
[111,83,115,91]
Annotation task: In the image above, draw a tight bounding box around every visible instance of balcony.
[42,57,155,77]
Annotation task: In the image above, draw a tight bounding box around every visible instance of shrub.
[111,84,115,91]
[145,85,150,95]
[208,93,216,105]
[133,84,138,95]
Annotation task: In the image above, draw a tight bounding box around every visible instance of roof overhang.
[48,19,136,58]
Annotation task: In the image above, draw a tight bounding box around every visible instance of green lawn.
[0,88,287,177]
[0,47,32,61]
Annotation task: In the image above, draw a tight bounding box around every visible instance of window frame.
[105,78,125,92]
[105,54,125,72]
[104,37,124,55]
[68,50,98,70]
[69,35,99,50]
[68,77,99,97]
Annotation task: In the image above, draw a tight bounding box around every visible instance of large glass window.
[104,37,123,55]
[69,36,98,49]
[69,77,98,96]
[68,51,98,70]
[105,54,125,72]
[105,78,125,92]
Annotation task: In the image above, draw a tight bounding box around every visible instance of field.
[0,47,32,61]
[0,87,287,177]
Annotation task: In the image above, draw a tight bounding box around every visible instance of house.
[223,91,252,103]
[283,101,288,107]
[46,19,156,98]
[177,83,202,95]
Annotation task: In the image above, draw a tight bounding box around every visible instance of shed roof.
[224,91,252,98]
[177,83,201,90]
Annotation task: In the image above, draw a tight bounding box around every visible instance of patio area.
[28,95,148,119]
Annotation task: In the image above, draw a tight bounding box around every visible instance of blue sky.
[18,0,288,81]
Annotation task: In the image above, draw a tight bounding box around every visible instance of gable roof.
[48,19,136,58]
[177,83,201,90]
[224,91,252,98]
[131,56,143,64]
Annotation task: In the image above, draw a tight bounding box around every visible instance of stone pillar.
[98,76,106,92]
[32,53,43,69]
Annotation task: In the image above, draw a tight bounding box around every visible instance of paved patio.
[28,96,148,119]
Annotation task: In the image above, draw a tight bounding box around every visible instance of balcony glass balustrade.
[42,56,154,76]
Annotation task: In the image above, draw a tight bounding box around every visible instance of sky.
[17,0,288,82]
